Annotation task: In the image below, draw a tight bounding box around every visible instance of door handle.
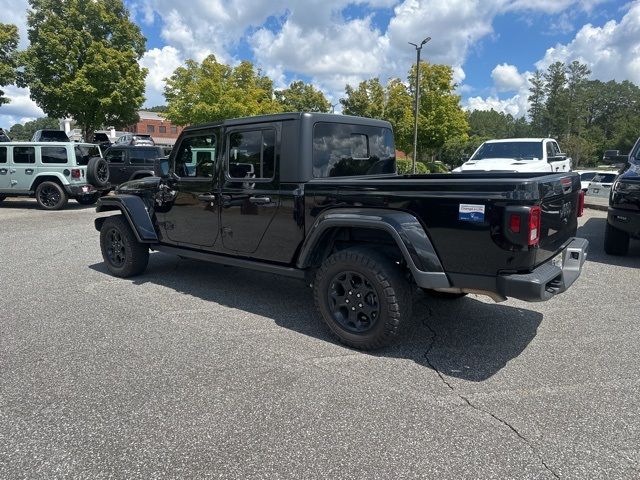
[197,194,216,202]
[248,196,271,205]
[0,168,7,174]
[25,169,34,174]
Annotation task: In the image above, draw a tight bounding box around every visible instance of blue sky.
[1,0,639,127]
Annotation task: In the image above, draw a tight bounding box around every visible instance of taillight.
[71,169,81,179]
[528,206,541,246]
[577,190,585,217]
[509,214,521,233]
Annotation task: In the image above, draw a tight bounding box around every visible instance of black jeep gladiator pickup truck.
[605,137,640,255]
[95,113,588,349]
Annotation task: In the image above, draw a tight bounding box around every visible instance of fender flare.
[30,172,68,191]
[297,208,450,289]
[94,194,158,243]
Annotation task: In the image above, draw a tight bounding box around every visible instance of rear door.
[10,146,36,192]
[0,145,9,190]
[220,124,280,254]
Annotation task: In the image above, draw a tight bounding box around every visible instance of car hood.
[454,157,546,172]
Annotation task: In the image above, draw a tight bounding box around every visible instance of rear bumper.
[607,207,640,238]
[65,183,110,197]
[496,237,589,302]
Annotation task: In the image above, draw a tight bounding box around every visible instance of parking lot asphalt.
[1,199,639,479]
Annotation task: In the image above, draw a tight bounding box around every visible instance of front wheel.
[76,193,100,205]
[314,247,412,350]
[35,181,68,210]
[100,215,149,277]
[604,222,629,256]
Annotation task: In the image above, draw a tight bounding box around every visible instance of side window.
[552,142,561,155]
[105,150,124,163]
[174,133,217,178]
[159,126,166,134]
[546,142,555,158]
[147,125,154,133]
[0,146,6,163]
[14,147,35,164]
[41,146,68,164]
[227,129,275,180]
[130,148,162,165]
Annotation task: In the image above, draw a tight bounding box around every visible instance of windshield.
[592,173,617,183]
[471,142,543,161]
[74,145,101,165]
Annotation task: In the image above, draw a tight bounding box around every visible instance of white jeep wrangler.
[0,142,110,210]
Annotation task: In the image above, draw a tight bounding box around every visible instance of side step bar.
[153,244,306,280]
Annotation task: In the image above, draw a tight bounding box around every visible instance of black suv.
[104,145,166,186]
[605,137,640,255]
[31,129,70,142]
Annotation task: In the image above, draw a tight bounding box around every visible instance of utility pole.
[409,37,430,174]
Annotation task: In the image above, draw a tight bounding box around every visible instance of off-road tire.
[604,222,629,256]
[87,156,110,188]
[314,246,412,350]
[35,181,68,210]
[422,289,468,300]
[100,215,149,277]
[76,193,100,205]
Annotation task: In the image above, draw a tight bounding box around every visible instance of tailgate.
[535,174,580,266]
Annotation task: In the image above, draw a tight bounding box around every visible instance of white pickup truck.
[454,138,572,173]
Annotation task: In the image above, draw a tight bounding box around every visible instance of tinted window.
[41,146,68,164]
[312,123,395,177]
[39,130,69,142]
[592,173,617,183]
[74,145,100,166]
[472,142,543,161]
[0,146,6,163]
[105,150,124,163]
[130,148,162,164]
[580,172,596,181]
[174,134,217,178]
[228,129,275,180]
[93,133,109,142]
[14,147,35,164]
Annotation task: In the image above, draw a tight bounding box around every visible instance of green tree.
[164,55,282,125]
[275,80,330,112]
[340,78,386,119]
[146,105,168,113]
[544,61,569,137]
[384,78,414,154]
[0,23,19,105]
[468,109,517,138]
[409,62,469,158]
[8,116,59,141]
[527,70,546,136]
[20,0,147,141]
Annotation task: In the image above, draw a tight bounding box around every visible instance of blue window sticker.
[459,204,485,222]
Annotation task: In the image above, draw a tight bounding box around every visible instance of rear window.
[41,146,68,164]
[130,148,162,164]
[312,123,395,178]
[93,133,109,142]
[0,146,6,163]
[592,173,617,183]
[74,145,101,165]
[580,172,596,181]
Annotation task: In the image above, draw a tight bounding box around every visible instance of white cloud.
[492,63,526,92]
[0,0,30,49]
[536,1,640,84]
[139,46,183,107]
[0,86,45,128]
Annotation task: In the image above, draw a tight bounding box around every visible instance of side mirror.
[154,157,171,178]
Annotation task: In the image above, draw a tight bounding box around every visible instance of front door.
[10,146,37,192]
[220,125,280,254]
[156,129,220,248]
[105,148,128,185]
[0,146,9,190]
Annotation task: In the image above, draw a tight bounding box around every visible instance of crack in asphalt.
[420,307,560,479]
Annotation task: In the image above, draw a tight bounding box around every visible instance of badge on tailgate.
[459,204,485,222]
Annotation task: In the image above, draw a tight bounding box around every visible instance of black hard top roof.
[182,112,392,132]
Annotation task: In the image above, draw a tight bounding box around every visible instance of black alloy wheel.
[96,161,109,184]
[105,228,126,268]
[35,181,68,210]
[328,270,380,333]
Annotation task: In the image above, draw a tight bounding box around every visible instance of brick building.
[123,111,185,146]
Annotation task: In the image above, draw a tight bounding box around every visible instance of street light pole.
[409,37,430,174]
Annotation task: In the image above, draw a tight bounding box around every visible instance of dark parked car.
[103,145,166,186]
[95,113,588,350]
[0,128,10,142]
[31,129,70,142]
[92,132,112,150]
[605,137,640,255]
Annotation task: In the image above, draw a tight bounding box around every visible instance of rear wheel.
[604,222,629,256]
[100,215,149,277]
[35,181,68,210]
[314,246,412,350]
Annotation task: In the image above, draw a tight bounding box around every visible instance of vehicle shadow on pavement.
[89,254,543,381]
[0,199,94,210]
[578,217,640,268]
